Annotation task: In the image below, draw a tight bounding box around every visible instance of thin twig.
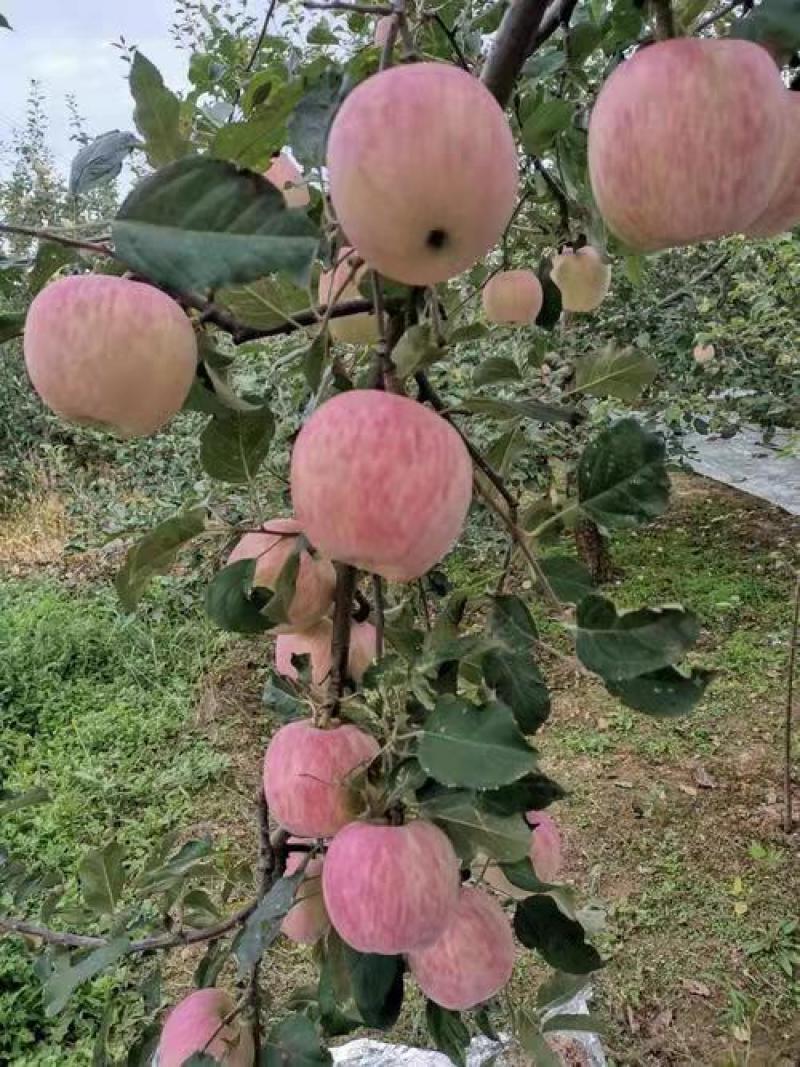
[304,0,392,10]
[373,574,385,657]
[655,253,730,308]
[0,222,112,255]
[531,156,570,239]
[228,0,279,122]
[202,995,249,1055]
[418,580,432,631]
[430,14,470,71]
[784,575,799,833]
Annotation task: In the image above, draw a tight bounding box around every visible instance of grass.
[1,475,799,1065]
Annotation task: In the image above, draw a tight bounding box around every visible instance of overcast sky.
[0,0,188,176]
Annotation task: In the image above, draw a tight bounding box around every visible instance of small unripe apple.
[263,720,379,837]
[158,988,254,1067]
[24,275,197,438]
[318,247,379,345]
[550,247,611,312]
[227,518,335,634]
[275,618,377,686]
[327,63,518,285]
[265,152,310,208]
[281,841,330,944]
[692,343,715,365]
[374,15,394,47]
[528,810,562,883]
[482,270,543,325]
[588,39,786,251]
[408,886,515,1009]
[291,390,473,581]
[323,820,460,953]
[744,91,800,238]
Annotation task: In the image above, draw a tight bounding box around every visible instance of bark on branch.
[482,0,550,107]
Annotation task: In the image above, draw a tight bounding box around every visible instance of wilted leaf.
[115,507,207,611]
[69,130,139,195]
[425,1002,470,1067]
[200,405,275,484]
[514,896,603,974]
[44,938,130,1016]
[79,841,126,916]
[263,672,307,721]
[576,595,700,681]
[419,789,531,862]
[113,158,319,292]
[605,665,712,716]
[129,52,189,167]
[574,345,658,402]
[578,418,670,530]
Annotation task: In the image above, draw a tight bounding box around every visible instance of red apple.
[265,153,310,208]
[275,618,377,687]
[227,518,335,633]
[482,269,543,325]
[263,720,379,837]
[281,841,330,944]
[327,63,518,285]
[408,885,515,1009]
[550,247,611,312]
[24,275,197,438]
[588,39,786,251]
[322,820,460,953]
[528,810,562,883]
[745,90,800,237]
[318,246,380,345]
[158,988,254,1067]
[291,390,473,581]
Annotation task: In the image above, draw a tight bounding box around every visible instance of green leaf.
[624,254,645,287]
[79,841,126,916]
[200,405,275,484]
[129,52,188,167]
[392,324,444,378]
[0,15,11,29]
[69,130,139,196]
[479,773,565,817]
[181,888,222,926]
[263,672,307,721]
[307,20,339,44]
[425,1002,470,1067]
[0,785,49,816]
[474,356,521,386]
[487,426,525,477]
[448,322,488,344]
[541,1013,606,1036]
[288,69,343,169]
[577,418,670,530]
[235,872,305,971]
[205,559,274,635]
[605,666,712,717]
[304,334,327,392]
[538,556,594,605]
[136,838,213,894]
[92,996,114,1067]
[259,548,301,629]
[515,1019,562,1067]
[536,971,590,1011]
[262,1014,332,1067]
[522,99,575,155]
[573,345,658,402]
[734,0,800,53]
[0,311,24,344]
[418,696,539,789]
[113,158,319,292]
[419,789,531,863]
[499,858,554,893]
[483,594,551,734]
[211,85,302,169]
[220,275,310,329]
[514,896,603,973]
[536,260,563,331]
[490,594,538,647]
[29,242,78,295]
[115,507,207,611]
[523,49,566,81]
[44,938,130,1016]
[575,595,700,681]
[343,947,404,1030]
[461,395,577,426]
[194,941,230,988]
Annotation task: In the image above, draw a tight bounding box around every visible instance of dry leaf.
[694,766,717,789]
[680,978,711,998]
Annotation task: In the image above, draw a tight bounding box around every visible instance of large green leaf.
[343,947,404,1030]
[734,0,800,52]
[0,311,24,344]
[115,507,207,611]
[522,99,576,155]
[113,158,319,292]
[79,841,126,916]
[69,130,140,196]
[44,938,131,1016]
[220,275,311,329]
[235,871,305,972]
[262,1014,332,1067]
[479,772,565,817]
[536,971,591,1011]
[200,405,275,484]
[575,595,700,681]
[489,594,538,648]
[211,84,303,169]
[573,345,658,402]
[538,556,594,605]
[606,666,713,717]
[474,356,521,386]
[514,896,603,974]
[425,1002,470,1067]
[136,837,213,894]
[483,595,551,734]
[287,69,343,168]
[577,418,670,530]
[419,789,531,862]
[205,559,274,635]
[129,52,188,167]
[418,696,538,789]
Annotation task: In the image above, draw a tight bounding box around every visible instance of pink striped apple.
[263,720,379,837]
[588,39,786,251]
[291,390,473,581]
[745,90,800,238]
[482,270,543,325]
[528,810,562,883]
[322,820,460,953]
[157,988,254,1067]
[281,841,330,944]
[408,885,515,1009]
[227,518,335,634]
[551,247,611,312]
[327,63,518,285]
[275,618,377,687]
[265,152,309,208]
[318,246,379,345]
[24,275,197,438]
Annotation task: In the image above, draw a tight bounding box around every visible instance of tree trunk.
[574,518,614,583]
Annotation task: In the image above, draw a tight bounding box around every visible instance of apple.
[692,343,715,365]
[528,811,562,883]
[263,720,379,837]
[291,390,473,581]
[482,269,543,324]
[588,39,786,251]
[407,885,515,1009]
[24,275,197,438]
[318,246,380,345]
[550,246,611,312]
[227,518,335,634]
[322,820,460,953]
[275,618,377,687]
[157,988,254,1067]
[326,62,518,285]
[745,90,800,237]
[265,152,310,208]
[281,841,330,944]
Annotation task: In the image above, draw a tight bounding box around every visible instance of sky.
[0,0,188,176]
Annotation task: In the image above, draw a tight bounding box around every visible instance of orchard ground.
[1,466,798,1066]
